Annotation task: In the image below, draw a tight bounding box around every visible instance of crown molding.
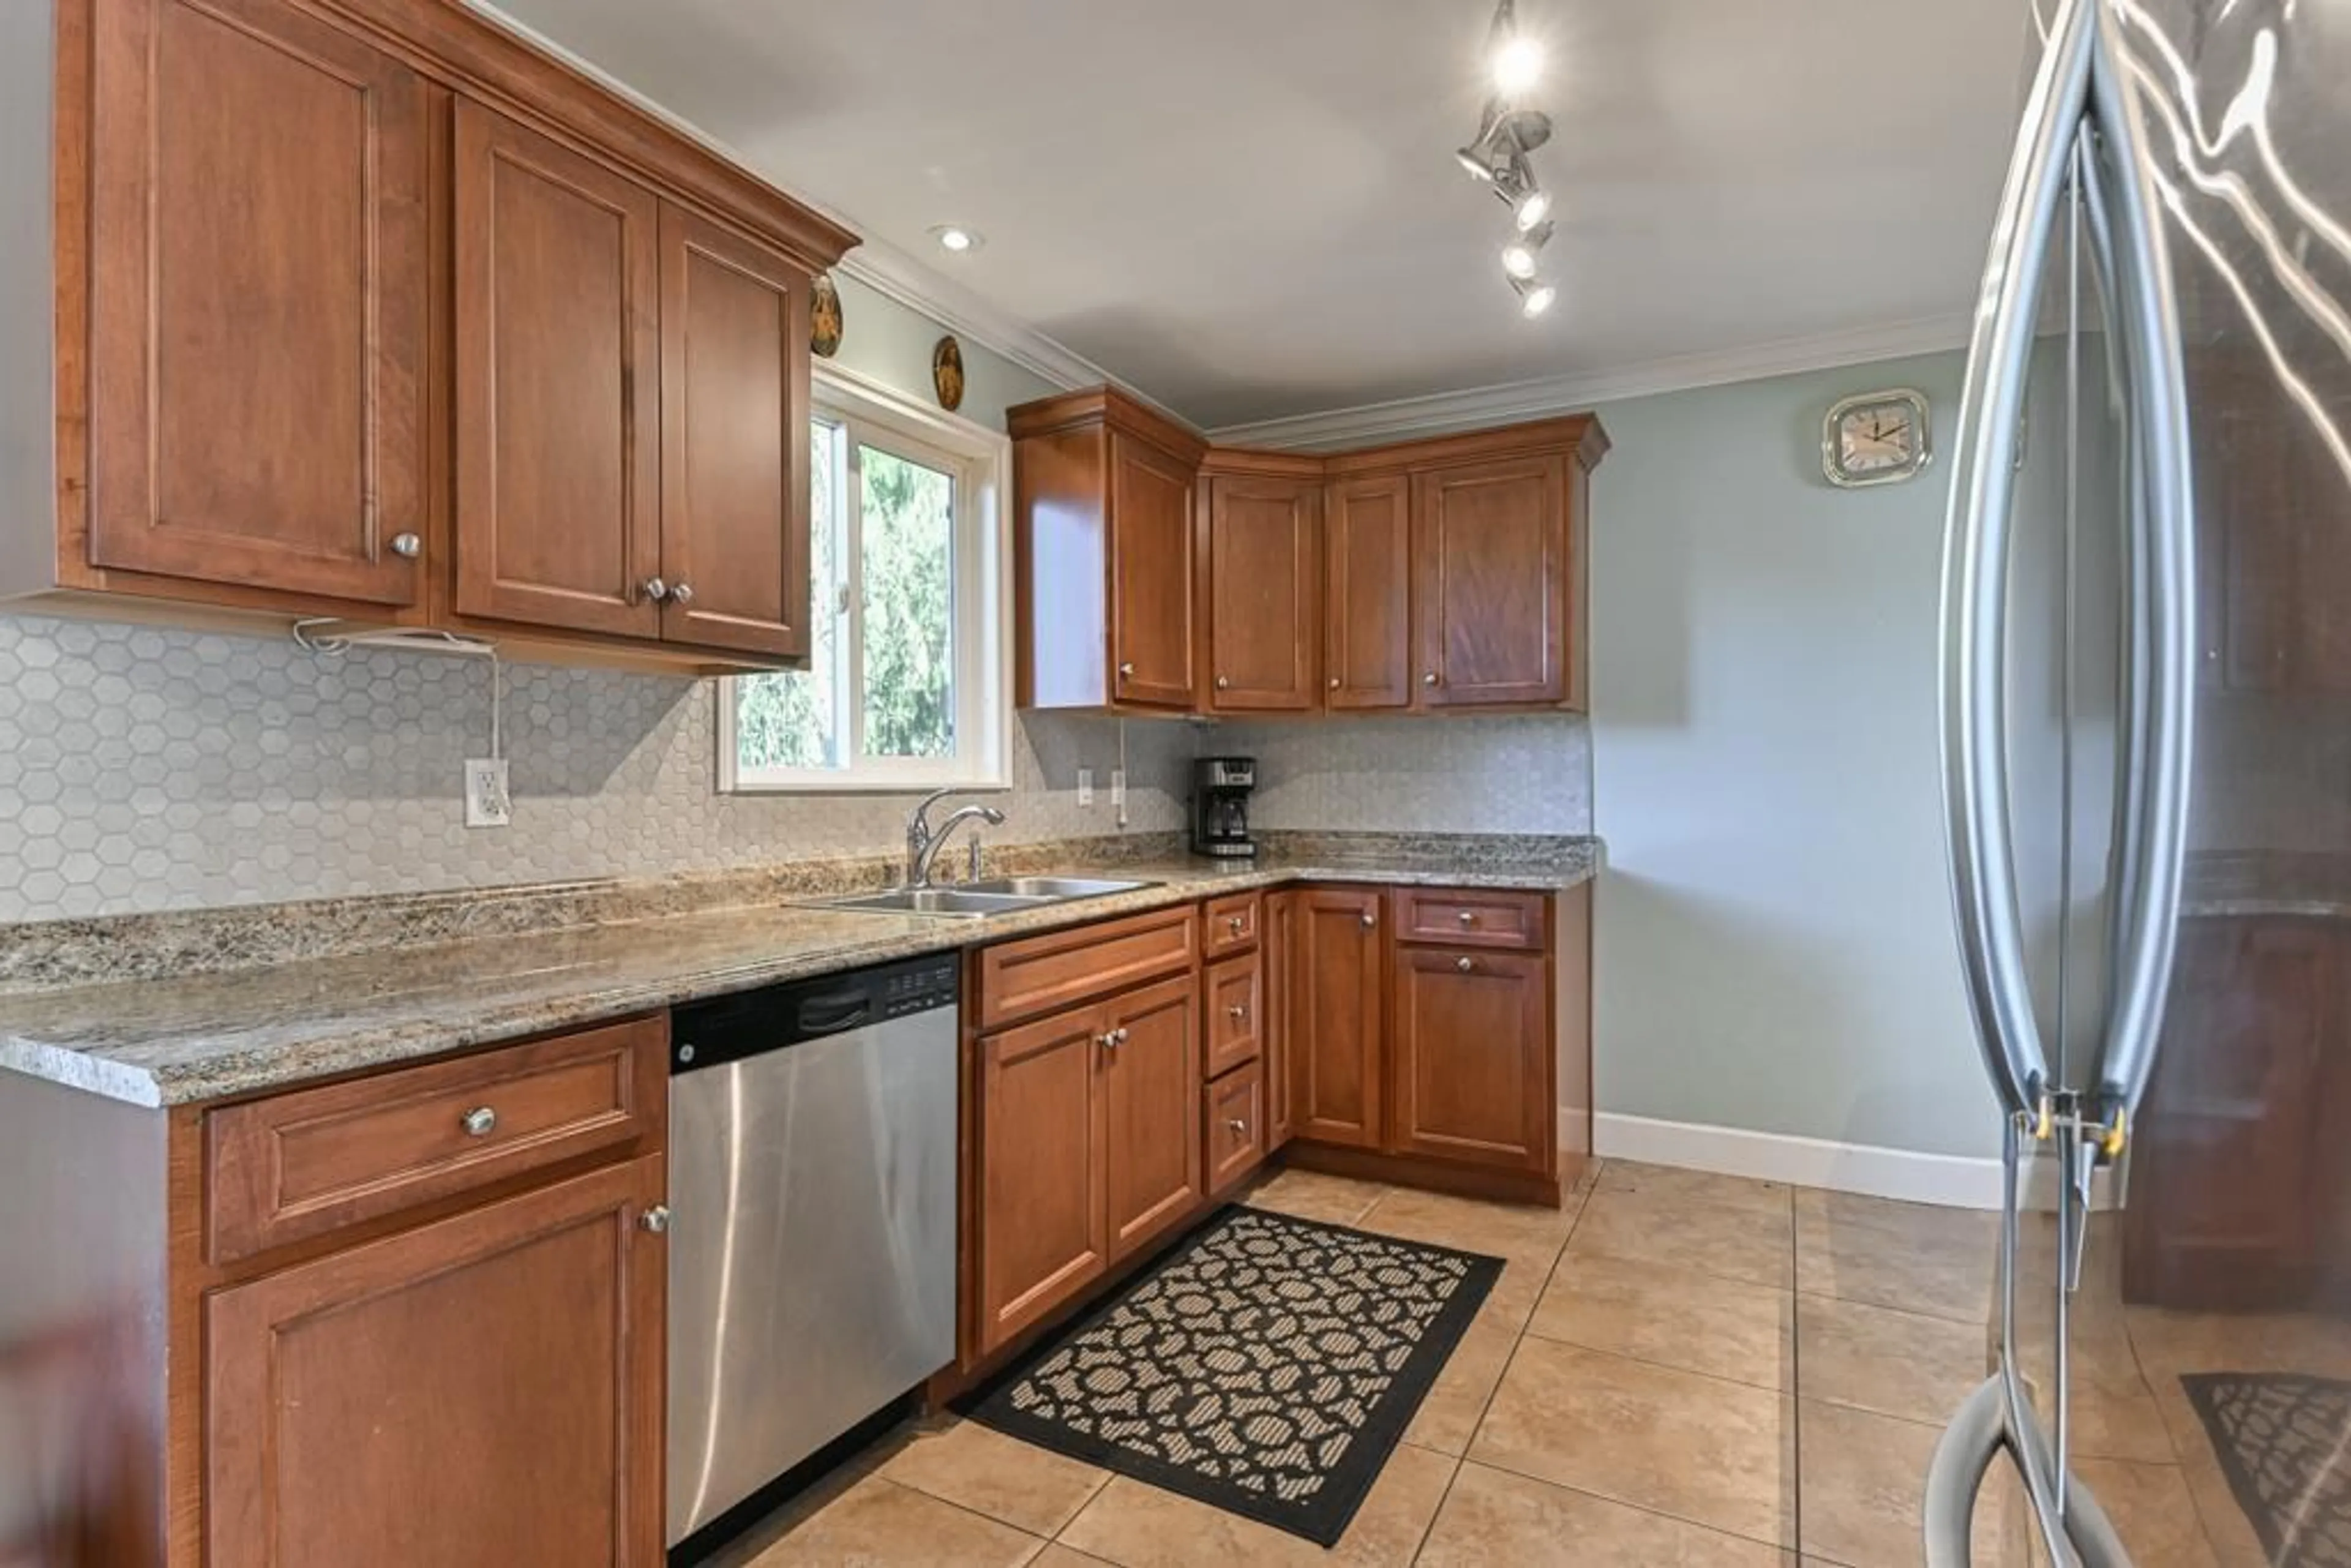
[1204,313,1979,451]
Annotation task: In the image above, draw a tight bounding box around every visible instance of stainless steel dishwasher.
[666,953,959,1551]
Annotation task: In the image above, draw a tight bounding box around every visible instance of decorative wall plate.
[932,334,966,411]
[810,272,842,358]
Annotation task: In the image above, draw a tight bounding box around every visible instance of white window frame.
[718,361,1012,794]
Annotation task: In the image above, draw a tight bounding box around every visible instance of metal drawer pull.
[1457,910,1476,925]
[639,1205,672,1235]
[1457,957,1475,973]
[1226,915,1246,934]
[460,1106,498,1138]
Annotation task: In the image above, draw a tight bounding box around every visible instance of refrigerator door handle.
[2083,0,2197,1128]
[1940,0,2096,1118]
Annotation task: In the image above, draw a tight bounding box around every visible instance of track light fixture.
[1456,0,1561,321]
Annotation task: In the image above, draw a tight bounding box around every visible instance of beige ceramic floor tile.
[1598,1160,1797,1220]
[1797,1294,1985,1426]
[1469,1337,1797,1547]
[1031,1550,1114,1567]
[1352,1184,1581,1272]
[1241,1166,1392,1226]
[1417,1460,1790,1566]
[1567,1185,1796,1290]
[748,1475,1044,1567]
[1794,1190,1993,1324]
[1402,1315,1522,1455]
[1528,1251,1794,1390]
[878,1418,1110,1536]
[2143,1367,2284,1568]
[1794,1398,1942,1567]
[1054,1444,1456,1567]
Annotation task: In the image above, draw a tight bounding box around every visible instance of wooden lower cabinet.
[204,1152,666,1568]
[1390,947,1552,1171]
[976,1005,1110,1351]
[1288,889,1388,1148]
[1263,891,1297,1150]
[1103,977,1203,1262]
[1205,1062,1268,1195]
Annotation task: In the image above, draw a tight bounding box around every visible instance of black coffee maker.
[1190,757,1258,859]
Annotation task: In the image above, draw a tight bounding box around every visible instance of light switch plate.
[1077,767,1094,808]
[1110,768,1127,809]
[464,759,512,828]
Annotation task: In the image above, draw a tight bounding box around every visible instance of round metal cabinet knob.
[1456,956,1475,973]
[669,581,696,607]
[1215,675,1230,689]
[1360,910,1376,928]
[1117,662,1136,679]
[389,532,422,560]
[1423,672,1440,686]
[640,1205,672,1235]
[1228,1004,1248,1021]
[1458,910,1477,926]
[460,1106,498,1138]
[1227,915,1245,934]
[1328,677,1341,690]
[642,577,670,603]
[1225,1118,1249,1135]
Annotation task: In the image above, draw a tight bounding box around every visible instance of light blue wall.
[1588,350,2004,1160]
[827,273,1057,432]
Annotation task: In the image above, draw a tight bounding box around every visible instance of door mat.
[2183,1371,2351,1567]
[961,1204,1501,1546]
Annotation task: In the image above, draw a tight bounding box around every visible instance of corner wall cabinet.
[1008,389,1609,715]
[18,0,852,673]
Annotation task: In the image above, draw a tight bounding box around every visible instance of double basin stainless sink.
[811,876,1158,919]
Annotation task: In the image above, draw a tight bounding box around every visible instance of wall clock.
[1823,388,1933,488]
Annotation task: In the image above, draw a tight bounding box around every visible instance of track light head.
[1509,274,1558,319]
[1500,219,1554,280]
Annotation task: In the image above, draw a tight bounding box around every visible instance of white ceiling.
[476,1,2032,430]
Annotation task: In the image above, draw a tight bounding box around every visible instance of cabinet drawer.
[977,906,1199,1030]
[1394,888,1548,951]
[1205,1061,1267,1195]
[1203,893,1261,959]
[1203,953,1263,1078]
[205,1016,667,1265]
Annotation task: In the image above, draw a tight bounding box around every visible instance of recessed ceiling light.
[929,225,983,254]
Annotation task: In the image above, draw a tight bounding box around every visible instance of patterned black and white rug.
[2183,1371,2351,1567]
[961,1204,1501,1545]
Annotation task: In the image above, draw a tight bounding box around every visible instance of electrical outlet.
[1111,768,1127,810]
[1077,767,1094,807]
[464,759,512,829]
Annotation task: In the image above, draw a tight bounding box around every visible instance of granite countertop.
[0,840,1600,1109]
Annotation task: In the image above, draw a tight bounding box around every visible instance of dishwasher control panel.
[670,952,962,1074]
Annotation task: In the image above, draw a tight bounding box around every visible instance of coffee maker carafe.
[1190,757,1256,859]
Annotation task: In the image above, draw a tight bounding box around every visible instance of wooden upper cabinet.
[1390,946,1553,1174]
[658,204,812,659]
[452,103,664,640]
[86,0,430,608]
[204,1154,666,1568]
[1204,469,1321,711]
[1101,975,1202,1261]
[1108,433,1199,709]
[1411,455,1570,708]
[1323,476,1414,711]
[1010,389,1207,711]
[1288,888,1388,1149]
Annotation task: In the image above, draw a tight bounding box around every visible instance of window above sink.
[719,364,1012,794]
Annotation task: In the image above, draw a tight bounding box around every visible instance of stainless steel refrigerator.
[1930,0,2351,1561]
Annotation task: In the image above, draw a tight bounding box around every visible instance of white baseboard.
[1583,1112,2117,1212]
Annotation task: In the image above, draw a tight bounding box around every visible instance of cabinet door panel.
[1288,890,1387,1149]
[1264,891,1297,1150]
[658,204,810,658]
[453,103,662,639]
[1207,477,1319,711]
[205,1155,664,1568]
[1203,953,1263,1078]
[1324,477,1412,710]
[1412,456,1569,707]
[88,0,429,606]
[1390,948,1552,1172]
[1103,976,1202,1261]
[978,1007,1108,1351]
[1108,434,1198,709]
[1205,1062,1267,1196]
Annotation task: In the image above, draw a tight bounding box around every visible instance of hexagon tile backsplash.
[0,613,1595,925]
[0,613,1190,924]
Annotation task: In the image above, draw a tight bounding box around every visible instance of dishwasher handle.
[795,991,874,1038]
